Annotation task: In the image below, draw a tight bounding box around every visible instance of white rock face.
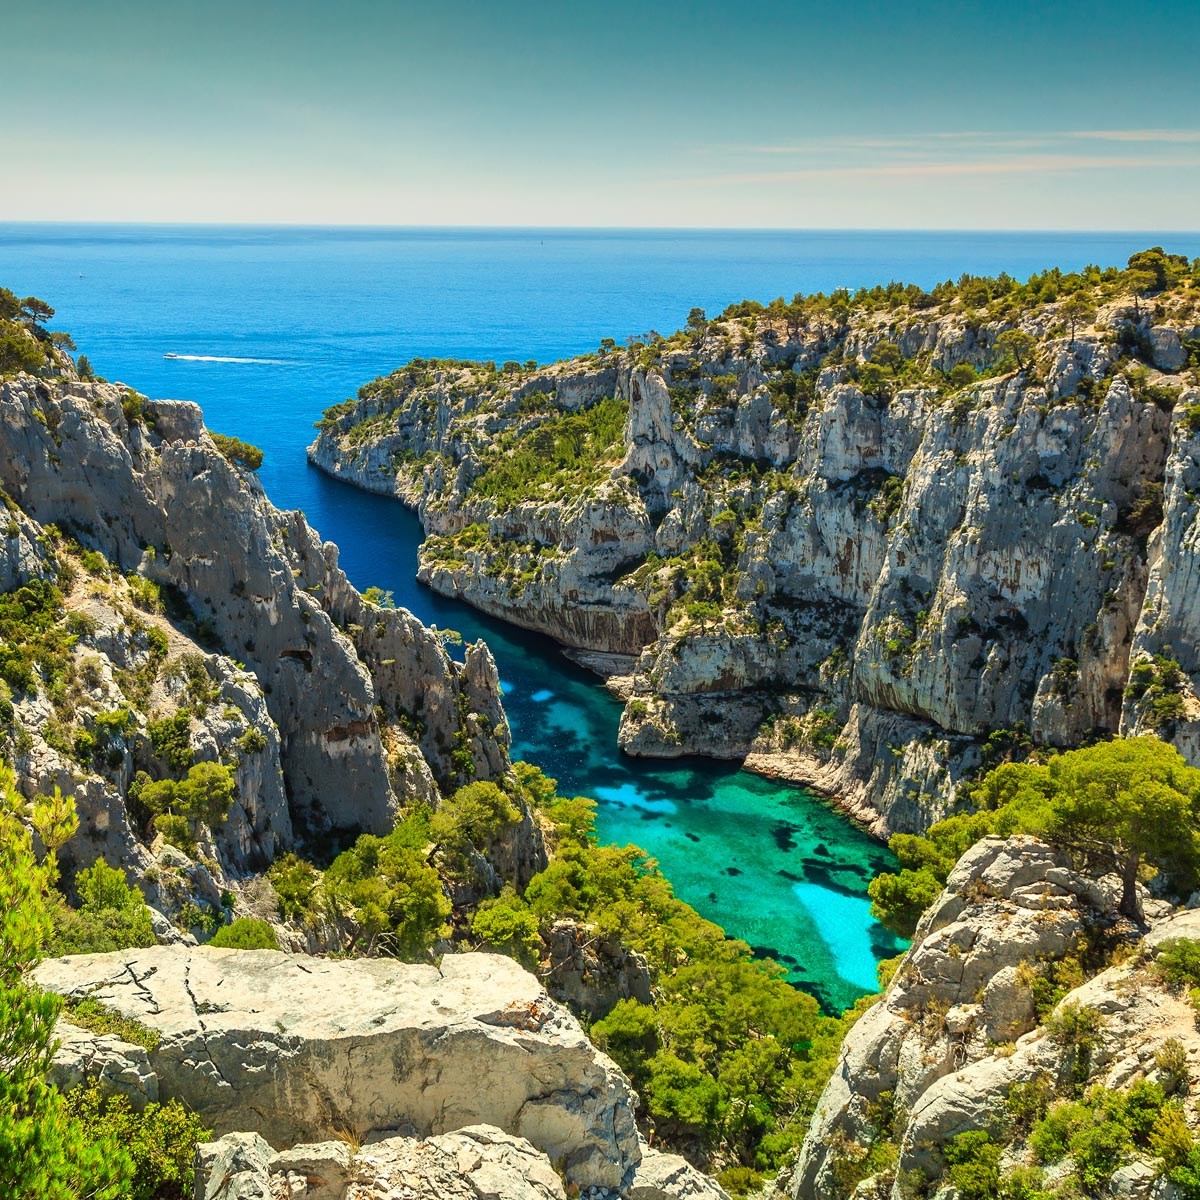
[308,301,1200,836]
[196,1129,733,1200]
[0,375,544,927]
[195,1132,275,1200]
[0,377,514,845]
[787,836,1195,1200]
[35,947,640,1189]
[47,1019,158,1108]
[340,1127,568,1200]
[629,1146,732,1199]
[198,1127,568,1200]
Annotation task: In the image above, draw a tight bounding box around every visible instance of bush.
[323,807,450,957]
[121,390,149,425]
[1153,938,1200,996]
[153,813,195,856]
[642,1051,722,1137]
[0,763,135,1197]
[236,727,267,755]
[208,432,263,470]
[64,1088,208,1200]
[63,999,160,1051]
[0,328,46,377]
[267,853,320,919]
[46,860,157,956]
[148,712,193,771]
[140,761,236,829]
[944,1131,1002,1200]
[470,888,539,967]
[431,781,520,861]
[208,918,278,950]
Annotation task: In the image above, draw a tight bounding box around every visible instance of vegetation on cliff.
[0,766,208,1199]
[310,245,1200,840]
[9,261,1200,1197]
[869,737,1200,936]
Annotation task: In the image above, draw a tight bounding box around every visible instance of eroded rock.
[35,947,640,1188]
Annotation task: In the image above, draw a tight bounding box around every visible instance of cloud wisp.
[675,130,1200,189]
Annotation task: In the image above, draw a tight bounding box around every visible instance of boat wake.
[163,353,289,364]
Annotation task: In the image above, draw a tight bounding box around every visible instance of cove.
[309,473,905,1012]
[11,225,1171,1009]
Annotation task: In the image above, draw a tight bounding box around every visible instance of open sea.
[4,224,1196,1010]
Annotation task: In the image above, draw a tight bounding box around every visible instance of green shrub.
[0,327,45,377]
[267,853,320,919]
[1152,938,1200,999]
[470,888,539,967]
[323,807,449,957]
[1071,1115,1132,1192]
[208,918,278,950]
[209,432,263,470]
[121,390,149,425]
[235,727,267,755]
[64,1088,209,1200]
[1031,1099,1094,1163]
[140,761,236,828]
[153,813,195,856]
[63,999,160,1051]
[431,780,520,862]
[944,1130,1002,1200]
[46,860,157,956]
[0,762,135,1197]
[148,712,193,771]
[467,396,627,505]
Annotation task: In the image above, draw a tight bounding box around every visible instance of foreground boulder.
[787,836,1190,1199]
[48,1019,158,1109]
[194,1127,731,1200]
[36,947,640,1188]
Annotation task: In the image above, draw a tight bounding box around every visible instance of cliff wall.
[309,277,1200,834]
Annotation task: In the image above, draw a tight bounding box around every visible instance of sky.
[3,0,1199,229]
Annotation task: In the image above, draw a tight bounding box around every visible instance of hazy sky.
[4,0,1199,228]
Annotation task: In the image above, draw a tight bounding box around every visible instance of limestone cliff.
[784,835,1200,1200]
[36,946,728,1199]
[0,371,527,926]
[309,263,1200,834]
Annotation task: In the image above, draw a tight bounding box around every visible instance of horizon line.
[2,219,1200,237]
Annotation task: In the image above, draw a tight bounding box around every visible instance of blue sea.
[4,224,1195,1011]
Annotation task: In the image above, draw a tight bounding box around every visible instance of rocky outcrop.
[0,375,538,921]
[786,835,1192,1200]
[47,1019,158,1108]
[197,1126,731,1200]
[194,1129,732,1200]
[309,284,1200,835]
[629,1148,732,1200]
[195,1132,276,1200]
[273,1127,566,1200]
[541,917,654,1020]
[35,946,641,1189]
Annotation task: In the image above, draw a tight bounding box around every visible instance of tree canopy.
[870,737,1200,935]
[0,765,133,1197]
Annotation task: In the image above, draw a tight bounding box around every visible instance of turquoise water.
[6,224,1194,1010]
